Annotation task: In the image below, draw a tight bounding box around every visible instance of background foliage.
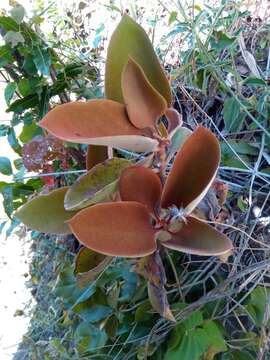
[0,1,269,359]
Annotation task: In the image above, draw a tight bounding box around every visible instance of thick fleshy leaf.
[68,202,157,257]
[122,58,167,129]
[105,15,172,105]
[161,127,220,213]
[39,99,158,152]
[86,145,108,171]
[162,216,232,256]
[119,166,162,214]
[119,166,162,216]
[65,158,131,211]
[165,108,182,134]
[75,247,112,288]
[15,187,77,234]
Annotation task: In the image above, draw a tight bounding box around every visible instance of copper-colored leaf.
[75,247,112,288]
[68,202,157,257]
[86,145,108,171]
[15,187,77,234]
[122,58,167,129]
[65,158,131,210]
[119,166,162,216]
[162,216,233,256]
[39,99,158,152]
[105,15,172,105]
[148,282,175,322]
[165,108,182,134]
[161,127,220,213]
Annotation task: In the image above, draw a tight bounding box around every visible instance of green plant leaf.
[0,157,12,175]
[168,126,192,157]
[245,286,270,327]
[4,82,16,105]
[210,31,236,50]
[74,302,112,323]
[168,11,178,25]
[4,30,25,47]
[165,327,209,360]
[0,125,9,137]
[105,15,172,105]
[223,98,245,132]
[10,5,25,24]
[7,94,39,113]
[0,44,13,66]
[74,322,107,354]
[64,158,131,210]
[0,16,19,32]
[32,45,51,76]
[15,187,78,234]
[203,320,227,359]
[7,127,22,154]
[19,123,42,143]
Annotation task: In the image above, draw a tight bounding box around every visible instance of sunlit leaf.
[119,166,162,216]
[122,57,167,129]
[162,216,232,256]
[39,99,158,152]
[105,15,172,105]
[64,158,131,211]
[15,187,77,234]
[68,202,156,257]
[161,127,220,213]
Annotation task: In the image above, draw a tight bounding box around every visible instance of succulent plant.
[15,14,233,321]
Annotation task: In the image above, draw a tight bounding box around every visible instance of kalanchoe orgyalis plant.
[68,127,232,257]
[15,15,233,321]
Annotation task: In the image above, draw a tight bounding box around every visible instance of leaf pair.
[69,127,232,258]
[39,16,180,153]
[15,158,131,234]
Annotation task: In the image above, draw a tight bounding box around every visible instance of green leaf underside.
[168,126,192,156]
[105,15,171,105]
[15,187,77,234]
[64,158,131,210]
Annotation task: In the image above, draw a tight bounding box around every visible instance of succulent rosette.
[68,127,232,258]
